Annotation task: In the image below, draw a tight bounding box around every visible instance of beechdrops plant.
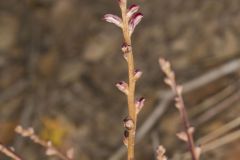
[104,0,144,160]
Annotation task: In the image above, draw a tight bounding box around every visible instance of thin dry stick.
[179,58,240,94]
[15,126,73,160]
[202,129,240,153]
[0,143,22,160]
[198,116,240,144]
[104,1,144,160]
[190,83,236,118]
[159,58,200,160]
[194,90,240,126]
[181,129,240,159]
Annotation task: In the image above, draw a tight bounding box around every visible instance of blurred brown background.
[0,0,240,159]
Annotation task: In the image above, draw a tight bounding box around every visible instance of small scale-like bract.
[123,117,134,130]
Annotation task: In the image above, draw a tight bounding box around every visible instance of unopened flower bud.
[121,43,132,60]
[15,126,34,137]
[116,81,129,95]
[123,117,134,130]
[121,43,132,53]
[176,131,188,142]
[134,69,143,80]
[135,97,145,114]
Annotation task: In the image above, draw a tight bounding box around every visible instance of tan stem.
[120,1,137,160]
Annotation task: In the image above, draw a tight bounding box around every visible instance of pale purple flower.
[127,4,140,19]
[116,81,129,94]
[129,13,143,35]
[134,69,143,80]
[135,97,145,114]
[103,14,123,28]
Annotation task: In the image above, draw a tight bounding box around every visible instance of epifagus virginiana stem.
[104,0,144,159]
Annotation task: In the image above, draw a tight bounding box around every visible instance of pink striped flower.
[129,12,143,35]
[103,14,123,28]
[127,4,140,19]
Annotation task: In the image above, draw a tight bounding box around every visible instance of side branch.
[0,143,22,160]
[159,58,200,160]
[15,126,73,160]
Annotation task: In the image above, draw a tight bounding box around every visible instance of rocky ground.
[0,0,240,159]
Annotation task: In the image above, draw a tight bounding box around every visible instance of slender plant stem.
[176,92,197,160]
[0,143,22,160]
[159,58,199,160]
[120,1,137,160]
[15,126,71,160]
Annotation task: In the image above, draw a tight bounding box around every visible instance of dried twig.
[104,1,144,160]
[0,143,22,160]
[15,126,73,160]
[202,129,240,153]
[178,58,240,94]
[198,116,240,144]
[159,58,200,160]
[180,129,240,160]
[190,83,237,118]
[194,90,240,126]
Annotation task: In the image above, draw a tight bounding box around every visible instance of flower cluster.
[103,1,143,36]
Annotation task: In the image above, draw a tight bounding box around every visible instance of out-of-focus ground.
[0,0,240,159]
